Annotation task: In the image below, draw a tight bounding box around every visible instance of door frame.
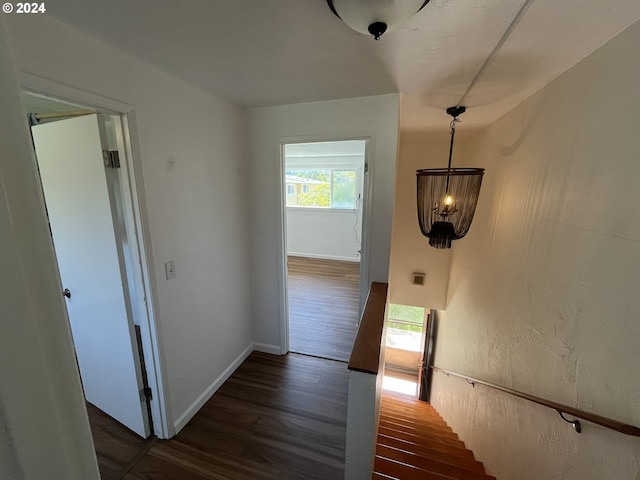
[20,73,172,439]
[277,135,375,355]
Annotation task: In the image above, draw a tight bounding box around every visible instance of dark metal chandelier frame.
[416,107,484,249]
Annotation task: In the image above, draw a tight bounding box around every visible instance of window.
[331,170,356,209]
[285,168,357,209]
[385,304,425,352]
[287,185,295,195]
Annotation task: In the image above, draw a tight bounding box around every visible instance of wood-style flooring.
[87,403,156,480]
[287,256,360,362]
[117,352,349,480]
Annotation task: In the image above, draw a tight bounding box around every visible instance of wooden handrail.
[431,366,640,437]
[348,282,388,374]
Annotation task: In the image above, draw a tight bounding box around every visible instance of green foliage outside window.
[387,304,425,332]
[286,168,357,209]
[298,183,330,207]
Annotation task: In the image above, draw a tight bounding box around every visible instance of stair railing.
[430,366,640,437]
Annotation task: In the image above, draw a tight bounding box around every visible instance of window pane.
[331,170,356,209]
[387,304,424,324]
[386,304,425,352]
[285,169,330,207]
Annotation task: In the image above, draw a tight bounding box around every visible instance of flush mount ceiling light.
[326,0,430,40]
[416,107,484,249]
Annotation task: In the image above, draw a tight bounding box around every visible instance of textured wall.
[429,19,640,480]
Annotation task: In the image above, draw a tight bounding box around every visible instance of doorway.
[281,140,368,362]
[23,91,167,464]
[382,304,427,397]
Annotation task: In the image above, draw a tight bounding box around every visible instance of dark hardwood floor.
[287,256,360,362]
[87,403,156,480]
[122,352,349,480]
[88,256,358,479]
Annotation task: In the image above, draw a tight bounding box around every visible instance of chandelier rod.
[455,0,534,108]
[445,117,457,193]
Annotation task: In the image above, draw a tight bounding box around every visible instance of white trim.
[115,113,172,439]
[173,344,254,434]
[358,139,374,318]
[18,74,172,439]
[19,72,133,113]
[286,206,361,213]
[287,252,360,263]
[277,142,290,355]
[252,342,283,355]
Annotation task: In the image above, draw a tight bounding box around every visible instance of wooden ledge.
[348,282,388,374]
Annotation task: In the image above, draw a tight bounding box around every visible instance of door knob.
[63,288,71,299]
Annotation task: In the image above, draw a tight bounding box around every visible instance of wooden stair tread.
[374,456,458,480]
[378,426,466,449]
[374,393,494,480]
[380,415,458,440]
[375,438,486,472]
[372,472,397,479]
[376,444,490,479]
[375,456,496,480]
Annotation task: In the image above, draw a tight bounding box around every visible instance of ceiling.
[45,0,640,130]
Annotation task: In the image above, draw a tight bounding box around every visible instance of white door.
[32,114,150,438]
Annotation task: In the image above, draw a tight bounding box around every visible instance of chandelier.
[416,107,484,249]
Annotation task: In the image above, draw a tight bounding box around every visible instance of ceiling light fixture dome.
[326,0,430,40]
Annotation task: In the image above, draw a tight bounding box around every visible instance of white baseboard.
[252,342,282,355]
[173,343,253,433]
[287,252,360,263]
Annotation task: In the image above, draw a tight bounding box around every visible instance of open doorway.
[282,140,367,362]
[383,304,427,397]
[24,92,165,477]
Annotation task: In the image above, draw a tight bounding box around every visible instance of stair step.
[379,416,457,438]
[378,426,466,449]
[372,472,398,479]
[377,434,478,464]
[374,456,458,480]
[380,405,448,423]
[378,424,463,449]
[374,456,496,480]
[376,438,486,472]
[376,444,490,479]
[374,393,494,480]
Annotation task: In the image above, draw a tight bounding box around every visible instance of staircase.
[373,393,495,480]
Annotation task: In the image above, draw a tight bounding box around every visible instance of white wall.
[426,19,640,480]
[287,208,362,261]
[248,95,399,350]
[0,17,99,479]
[6,14,253,433]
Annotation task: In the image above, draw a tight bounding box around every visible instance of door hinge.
[364,163,369,174]
[103,150,120,168]
[140,386,153,402]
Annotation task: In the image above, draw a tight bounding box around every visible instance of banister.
[431,366,640,437]
[348,282,388,374]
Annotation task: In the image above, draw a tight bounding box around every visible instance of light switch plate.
[165,260,176,280]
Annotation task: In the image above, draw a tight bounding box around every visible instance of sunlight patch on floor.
[382,374,418,396]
